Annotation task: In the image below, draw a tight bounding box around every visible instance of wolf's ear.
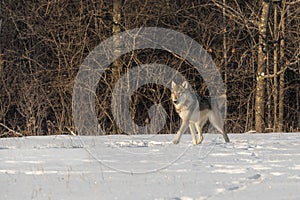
[181,81,189,89]
[171,81,177,88]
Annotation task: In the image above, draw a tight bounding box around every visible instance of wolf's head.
[171,81,190,105]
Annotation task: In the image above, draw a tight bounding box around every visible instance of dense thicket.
[0,0,299,136]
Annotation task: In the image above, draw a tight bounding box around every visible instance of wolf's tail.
[209,94,230,142]
[211,94,226,110]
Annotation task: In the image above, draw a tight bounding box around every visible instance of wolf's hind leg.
[222,133,230,143]
[195,123,203,144]
[209,111,230,143]
[196,116,207,144]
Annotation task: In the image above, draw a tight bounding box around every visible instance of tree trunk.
[255,1,270,133]
[278,2,285,132]
[112,0,122,82]
[273,4,279,132]
[0,1,2,31]
[223,0,227,85]
[266,51,272,131]
[297,87,300,131]
[111,0,123,134]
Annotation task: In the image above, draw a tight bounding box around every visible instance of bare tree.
[255,0,271,133]
[1,0,299,136]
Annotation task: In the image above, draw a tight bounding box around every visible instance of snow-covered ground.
[0,133,300,200]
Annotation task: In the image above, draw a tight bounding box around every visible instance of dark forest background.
[0,0,299,137]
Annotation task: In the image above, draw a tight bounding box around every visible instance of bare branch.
[0,123,23,137]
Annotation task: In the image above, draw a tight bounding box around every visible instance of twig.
[0,123,23,137]
[66,127,77,136]
[262,65,288,79]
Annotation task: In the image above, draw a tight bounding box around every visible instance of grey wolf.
[171,81,230,144]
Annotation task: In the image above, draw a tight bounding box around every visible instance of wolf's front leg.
[173,121,189,144]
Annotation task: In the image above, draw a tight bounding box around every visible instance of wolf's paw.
[197,138,203,145]
[173,140,179,144]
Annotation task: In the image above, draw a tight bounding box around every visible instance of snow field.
[0,133,300,200]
